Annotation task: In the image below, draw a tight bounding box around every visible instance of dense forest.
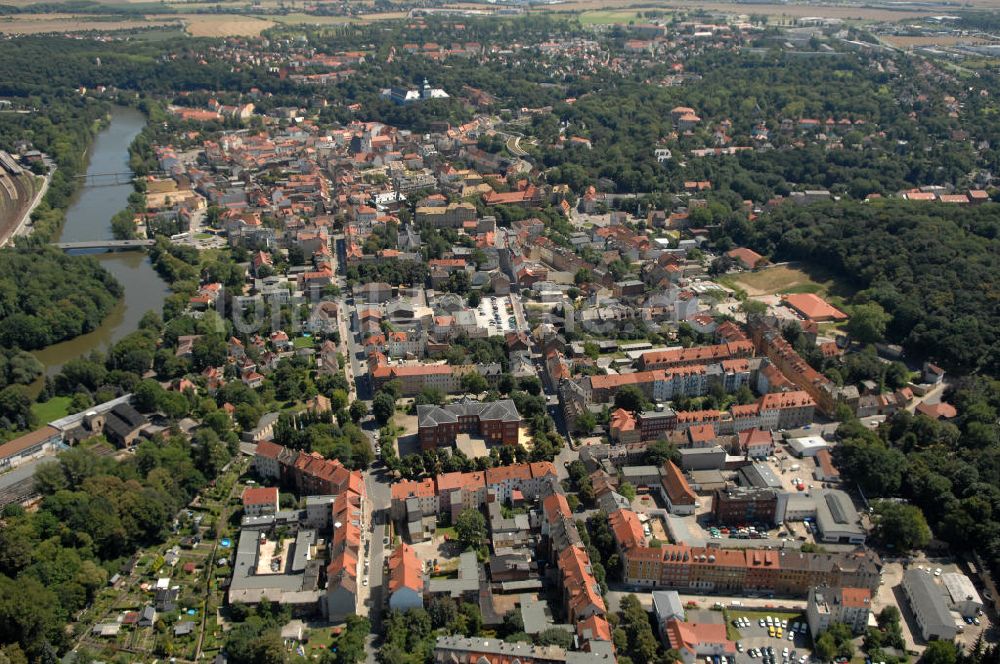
[835,377,1000,577]
[0,246,123,350]
[718,199,1000,375]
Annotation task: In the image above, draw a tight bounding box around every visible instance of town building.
[387,543,425,611]
[417,399,521,450]
[806,586,872,638]
[712,486,784,526]
[902,569,957,642]
[242,486,279,517]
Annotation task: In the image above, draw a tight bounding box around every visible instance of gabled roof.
[661,460,696,506]
[609,509,645,551]
[387,543,424,594]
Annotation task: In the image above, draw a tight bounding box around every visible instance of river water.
[31,106,170,379]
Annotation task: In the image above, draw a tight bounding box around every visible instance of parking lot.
[728,611,814,664]
[475,295,515,335]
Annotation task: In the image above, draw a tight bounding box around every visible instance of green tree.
[534,628,572,648]
[922,639,959,664]
[847,302,891,344]
[455,508,486,550]
[873,501,931,551]
[349,400,369,423]
[613,385,648,413]
[461,372,489,394]
[573,411,597,436]
[372,391,396,425]
[815,633,837,662]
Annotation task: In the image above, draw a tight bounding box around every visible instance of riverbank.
[28,106,170,385]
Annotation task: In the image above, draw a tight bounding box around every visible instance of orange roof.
[255,440,284,460]
[609,509,645,551]
[759,390,815,410]
[738,428,772,448]
[242,486,279,506]
[391,478,436,501]
[387,543,424,594]
[610,408,637,433]
[542,493,572,524]
[389,364,453,378]
[841,587,871,608]
[640,342,754,368]
[727,247,767,268]
[665,619,735,655]
[0,426,59,461]
[687,424,715,443]
[577,614,613,644]
[661,461,696,506]
[782,293,847,321]
[916,401,958,419]
[436,470,485,493]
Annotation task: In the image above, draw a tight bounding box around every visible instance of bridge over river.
[53,239,155,251]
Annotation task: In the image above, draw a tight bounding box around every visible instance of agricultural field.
[538,0,943,22]
[175,13,275,36]
[0,15,177,34]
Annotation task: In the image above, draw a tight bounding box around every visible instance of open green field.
[31,395,71,424]
[578,9,645,25]
[292,335,314,349]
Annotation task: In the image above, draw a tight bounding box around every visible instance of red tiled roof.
[242,486,278,506]
[661,461,696,506]
[387,543,423,594]
[609,509,645,551]
[783,293,847,321]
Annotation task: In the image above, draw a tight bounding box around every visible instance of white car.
[788,633,796,641]
[759,619,766,627]
[362,578,368,586]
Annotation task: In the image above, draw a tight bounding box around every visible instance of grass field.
[292,336,314,349]
[31,396,72,424]
[578,9,645,25]
[723,264,849,299]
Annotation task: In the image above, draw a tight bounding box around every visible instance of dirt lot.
[723,264,841,298]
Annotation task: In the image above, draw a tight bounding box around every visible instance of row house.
[638,341,754,371]
[389,463,558,523]
[254,441,366,499]
[623,544,881,597]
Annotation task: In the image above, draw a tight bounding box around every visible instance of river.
[31,106,170,380]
